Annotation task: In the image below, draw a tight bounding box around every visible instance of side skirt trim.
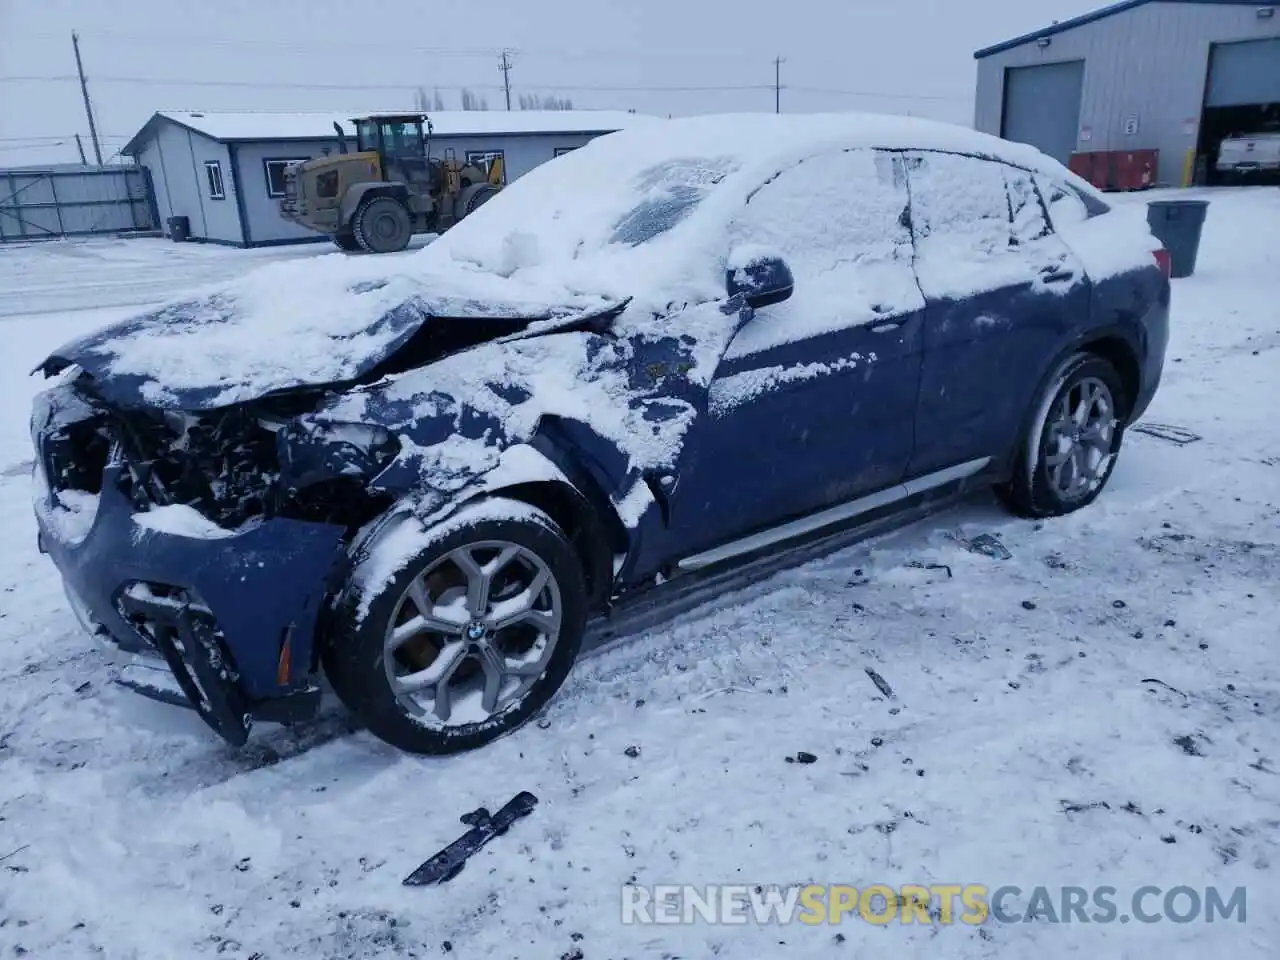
[675,457,991,573]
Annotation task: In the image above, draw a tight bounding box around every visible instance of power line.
[24,29,762,65]
[0,72,965,102]
[787,86,969,102]
[0,73,777,94]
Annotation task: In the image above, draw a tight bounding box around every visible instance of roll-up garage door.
[1205,38,1280,108]
[1001,61,1085,166]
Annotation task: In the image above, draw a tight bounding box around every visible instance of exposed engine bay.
[40,379,392,533]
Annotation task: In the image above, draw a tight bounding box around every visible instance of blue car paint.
[1091,265,1170,422]
[909,273,1093,478]
[669,304,927,558]
[35,467,347,700]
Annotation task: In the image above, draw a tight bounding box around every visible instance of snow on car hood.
[36,253,620,410]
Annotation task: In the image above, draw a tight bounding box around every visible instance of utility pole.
[498,49,515,111]
[74,134,87,164]
[773,56,785,114]
[72,31,103,165]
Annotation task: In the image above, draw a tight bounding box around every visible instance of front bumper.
[35,463,347,744]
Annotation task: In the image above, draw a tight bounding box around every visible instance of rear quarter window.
[1035,174,1108,229]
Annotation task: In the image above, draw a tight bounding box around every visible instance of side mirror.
[726,248,794,309]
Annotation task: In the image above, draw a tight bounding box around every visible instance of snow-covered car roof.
[428,111,1106,307]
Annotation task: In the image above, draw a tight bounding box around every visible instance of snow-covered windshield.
[423,126,754,309]
[609,157,738,246]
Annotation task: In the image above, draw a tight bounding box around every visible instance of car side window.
[903,151,1024,299]
[1034,175,1091,230]
[1004,166,1053,245]
[723,147,921,360]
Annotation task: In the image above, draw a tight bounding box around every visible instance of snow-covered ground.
[0,190,1277,958]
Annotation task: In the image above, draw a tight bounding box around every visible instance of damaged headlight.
[277,420,401,492]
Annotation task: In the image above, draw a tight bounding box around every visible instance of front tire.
[353,197,412,254]
[324,500,587,755]
[332,232,360,252]
[997,353,1127,518]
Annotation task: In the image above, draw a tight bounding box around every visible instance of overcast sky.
[1,0,1102,166]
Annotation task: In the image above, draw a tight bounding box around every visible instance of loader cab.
[353,114,437,189]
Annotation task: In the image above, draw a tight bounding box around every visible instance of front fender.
[350,441,636,605]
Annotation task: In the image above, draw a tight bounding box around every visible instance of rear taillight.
[1153,248,1172,279]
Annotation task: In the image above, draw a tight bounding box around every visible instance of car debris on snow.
[864,667,895,699]
[1131,422,1203,445]
[403,791,539,887]
[960,532,1013,560]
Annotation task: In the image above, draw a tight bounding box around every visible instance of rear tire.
[324,500,587,755]
[353,197,412,254]
[997,353,1128,518]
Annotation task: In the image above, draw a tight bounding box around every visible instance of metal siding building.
[124,111,647,246]
[974,0,1280,186]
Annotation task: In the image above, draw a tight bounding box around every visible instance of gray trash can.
[1146,200,1208,279]
[167,215,190,242]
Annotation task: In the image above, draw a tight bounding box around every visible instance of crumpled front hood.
[35,253,621,411]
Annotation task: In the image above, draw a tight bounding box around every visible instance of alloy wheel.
[1043,376,1117,500]
[382,540,563,726]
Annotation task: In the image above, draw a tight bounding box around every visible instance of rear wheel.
[353,197,412,254]
[997,353,1127,518]
[324,501,587,754]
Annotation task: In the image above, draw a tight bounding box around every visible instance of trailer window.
[204,161,225,200]
[264,158,309,198]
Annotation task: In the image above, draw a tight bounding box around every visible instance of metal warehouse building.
[121,110,646,246]
[974,0,1280,187]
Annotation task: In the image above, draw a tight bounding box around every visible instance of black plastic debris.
[1132,423,1202,446]
[905,560,952,580]
[403,792,539,887]
[865,668,895,699]
[786,751,818,765]
[624,745,641,759]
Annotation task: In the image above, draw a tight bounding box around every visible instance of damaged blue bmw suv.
[31,114,1170,754]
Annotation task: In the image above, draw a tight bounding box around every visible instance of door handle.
[1040,267,1076,284]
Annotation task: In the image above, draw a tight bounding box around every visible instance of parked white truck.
[1216,131,1280,180]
